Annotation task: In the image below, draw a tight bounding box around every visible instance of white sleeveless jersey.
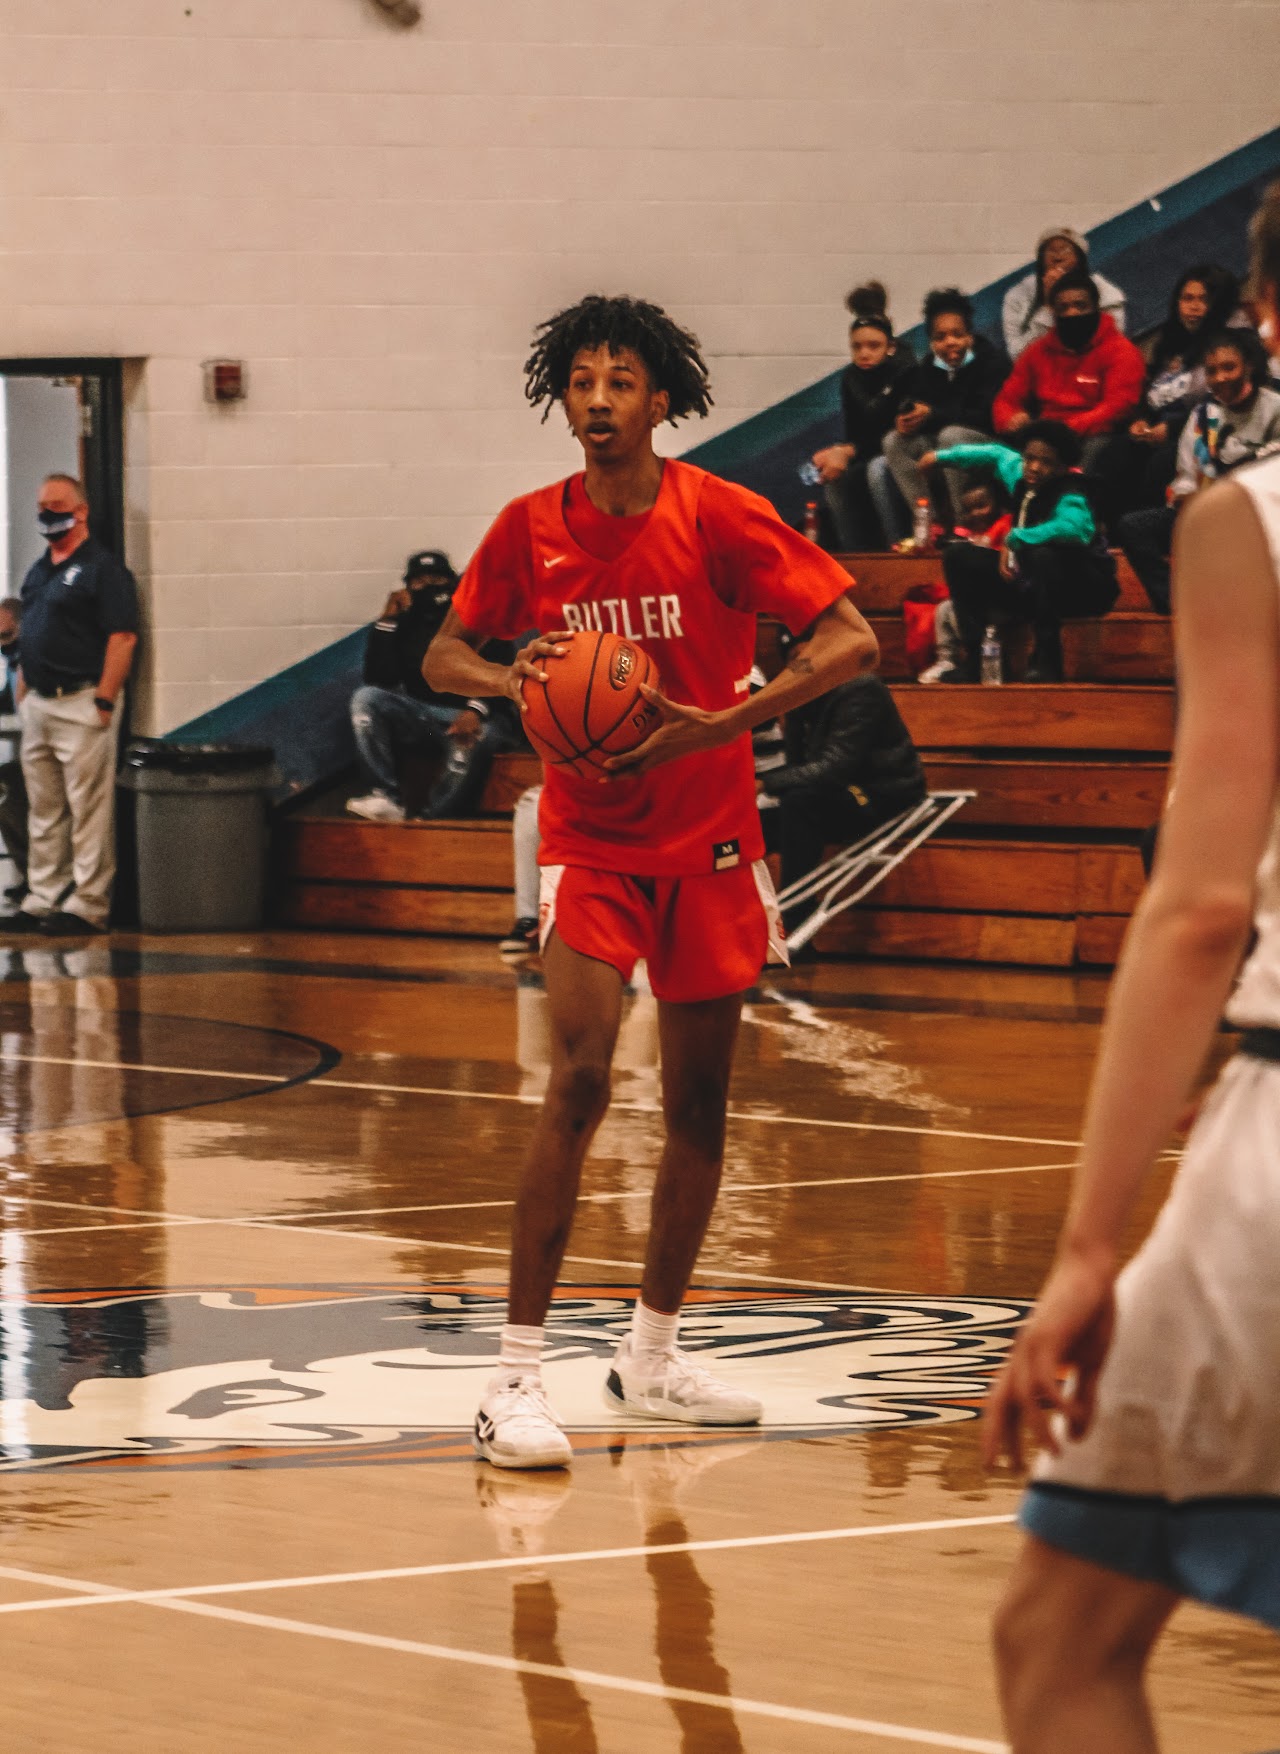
[1225,452,1280,1029]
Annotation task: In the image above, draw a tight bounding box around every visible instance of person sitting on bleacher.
[1093,264,1248,524]
[347,550,514,824]
[921,420,1118,682]
[993,271,1146,475]
[1117,330,1280,614]
[810,282,916,551]
[759,646,926,932]
[1001,226,1127,361]
[881,288,1009,532]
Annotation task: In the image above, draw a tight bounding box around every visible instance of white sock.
[630,1301,679,1364]
[497,1323,544,1376]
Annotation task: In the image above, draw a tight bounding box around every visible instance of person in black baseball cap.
[347,551,515,822]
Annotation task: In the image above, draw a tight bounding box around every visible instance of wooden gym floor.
[0,929,1273,1753]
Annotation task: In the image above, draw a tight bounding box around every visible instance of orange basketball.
[520,629,662,777]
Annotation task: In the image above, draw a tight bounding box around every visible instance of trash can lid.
[124,739,275,775]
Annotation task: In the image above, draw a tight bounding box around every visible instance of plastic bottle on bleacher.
[802,500,820,542]
[980,625,1003,686]
[912,497,932,550]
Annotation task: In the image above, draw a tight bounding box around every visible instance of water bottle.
[980,625,1002,686]
[912,497,932,549]
[797,460,823,488]
[802,500,820,542]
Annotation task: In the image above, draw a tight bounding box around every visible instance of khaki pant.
[19,689,121,926]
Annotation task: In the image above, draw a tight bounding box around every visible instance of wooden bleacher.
[276,549,1170,969]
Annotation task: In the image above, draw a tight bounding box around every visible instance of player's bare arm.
[983,477,1279,1471]
[424,606,571,712]
[606,593,876,776]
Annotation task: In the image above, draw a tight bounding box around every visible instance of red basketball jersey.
[454,459,851,877]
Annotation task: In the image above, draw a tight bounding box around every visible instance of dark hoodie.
[893,334,1010,437]
[839,347,917,458]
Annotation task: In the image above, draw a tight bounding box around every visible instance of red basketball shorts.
[538,862,787,1003]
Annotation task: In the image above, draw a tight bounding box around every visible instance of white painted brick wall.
[0,0,1276,729]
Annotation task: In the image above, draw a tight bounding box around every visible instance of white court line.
[223,1219,905,1295]
[318,1075,1078,1150]
[5,1219,201,1239]
[254,1160,1077,1224]
[0,1048,1080,1149]
[158,1597,1015,1752]
[1,1052,290,1083]
[0,1512,1019,1615]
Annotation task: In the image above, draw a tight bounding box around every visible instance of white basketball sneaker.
[474,1371,573,1470]
[603,1334,762,1426]
[345,791,406,823]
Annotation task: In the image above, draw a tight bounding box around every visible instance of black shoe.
[3,882,27,905]
[939,664,978,684]
[498,917,539,956]
[40,911,107,937]
[0,910,47,934]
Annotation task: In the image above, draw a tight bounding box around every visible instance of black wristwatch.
[94,696,115,714]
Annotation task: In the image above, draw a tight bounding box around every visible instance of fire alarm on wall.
[202,359,247,403]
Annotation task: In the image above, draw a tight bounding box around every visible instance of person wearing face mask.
[1117,331,1280,613]
[810,281,916,549]
[1001,226,1128,361]
[880,287,1010,530]
[8,474,139,936]
[0,598,29,904]
[993,270,1147,481]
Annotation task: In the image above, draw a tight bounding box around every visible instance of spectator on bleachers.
[0,597,28,904]
[811,282,915,550]
[881,288,1010,530]
[347,550,514,824]
[917,481,1014,684]
[993,271,1146,477]
[760,661,927,933]
[922,420,1118,682]
[1118,330,1280,614]
[1002,226,1127,360]
[1096,264,1248,520]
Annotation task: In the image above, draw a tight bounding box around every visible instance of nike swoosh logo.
[543,555,567,569]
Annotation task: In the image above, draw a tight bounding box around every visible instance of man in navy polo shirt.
[10,474,139,935]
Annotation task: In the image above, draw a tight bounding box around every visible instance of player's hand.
[982,1246,1117,1472]
[602,688,732,776]
[382,588,413,618]
[813,444,854,482]
[896,403,930,436]
[918,451,938,473]
[506,632,572,712]
[1004,411,1032,433]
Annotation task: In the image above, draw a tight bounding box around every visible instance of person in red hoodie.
[993,269,1146,477]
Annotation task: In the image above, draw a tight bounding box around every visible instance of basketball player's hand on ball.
[603,687,731,776]
[506,634,572,710]
[982,1246,1117,1470]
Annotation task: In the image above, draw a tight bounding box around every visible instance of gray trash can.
[119,741,279,931]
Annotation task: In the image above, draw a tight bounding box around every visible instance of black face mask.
[1056,311,1100,351]
[37,509,77,540]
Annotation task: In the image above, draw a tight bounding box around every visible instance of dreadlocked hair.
[523,294,713,424]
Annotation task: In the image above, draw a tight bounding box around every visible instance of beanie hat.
[1037,225,1090,257]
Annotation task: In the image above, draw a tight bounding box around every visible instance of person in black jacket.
[881,288,1010,530]
[347,550,515,822]
[810,282,916,549]
[760,665,927,930]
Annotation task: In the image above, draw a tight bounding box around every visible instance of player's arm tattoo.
[785,652,815,677]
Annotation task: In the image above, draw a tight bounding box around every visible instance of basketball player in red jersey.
[426,295,876,1468]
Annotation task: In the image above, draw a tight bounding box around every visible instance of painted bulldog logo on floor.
[0,1285,1028,1470]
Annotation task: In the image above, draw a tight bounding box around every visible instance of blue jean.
[866,455,910,545]
[350,685,508,815]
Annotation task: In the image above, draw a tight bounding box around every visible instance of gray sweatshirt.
[1002,270,1128,359]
